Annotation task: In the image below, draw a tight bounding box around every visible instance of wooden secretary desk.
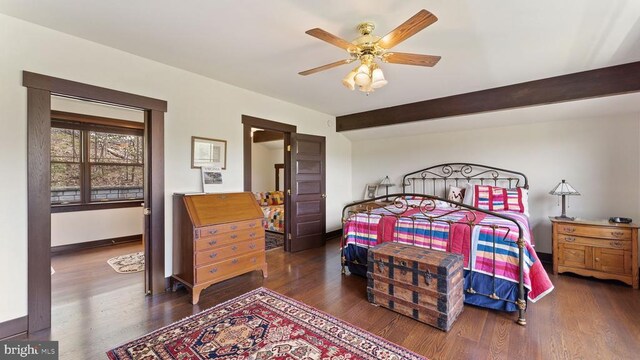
[172,192,267,304]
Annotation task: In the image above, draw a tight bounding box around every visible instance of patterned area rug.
[107,252,144,273]
[265,231,284,250]
[107,287,426,360]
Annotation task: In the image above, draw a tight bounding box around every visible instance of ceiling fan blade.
[379,9,438,50]
[305,28,354,51]
[383,52,441,67]
[298,59,353,76]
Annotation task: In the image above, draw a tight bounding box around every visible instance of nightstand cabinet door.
[593,248,631,275]
[558,243,592,269]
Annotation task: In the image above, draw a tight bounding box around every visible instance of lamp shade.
[354,63,371,86]
[549,179,580,196]
[370,67,388,89]
[342,70,356,90]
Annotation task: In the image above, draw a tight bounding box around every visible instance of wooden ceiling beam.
[253,130,284,143]
[336,61,640,132]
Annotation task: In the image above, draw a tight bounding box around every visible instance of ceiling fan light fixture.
[354,63,371,86]
[342,70,357,90]
[370,66,387,89]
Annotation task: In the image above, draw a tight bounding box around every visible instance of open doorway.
[242,115,327,253]
[49,96,146,317]
[250,127,286,250]
[23,71,166,333]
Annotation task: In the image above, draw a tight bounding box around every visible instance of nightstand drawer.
[557,225,631,240]
[557,235,631,250]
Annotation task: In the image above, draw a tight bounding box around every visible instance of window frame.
[50,111,145,213]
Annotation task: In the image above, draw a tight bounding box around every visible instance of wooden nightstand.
[550,217,638,289]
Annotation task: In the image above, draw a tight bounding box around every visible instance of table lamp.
[549,179,580,220]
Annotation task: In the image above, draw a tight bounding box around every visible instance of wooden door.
[288,133,326,252]
[558,243,592,269]
[593,248,629,274]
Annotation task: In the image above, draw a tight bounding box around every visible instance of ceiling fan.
[299,9,441,93]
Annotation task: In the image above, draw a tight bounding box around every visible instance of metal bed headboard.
[402,163,529,196]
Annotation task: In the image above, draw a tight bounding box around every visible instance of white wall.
[251,141,284,192]
[0,14,352,323]
[50,97,144,246]
[351,114,640,256]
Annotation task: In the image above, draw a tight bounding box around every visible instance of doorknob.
[321,194,327,198]
[143,207,151,215]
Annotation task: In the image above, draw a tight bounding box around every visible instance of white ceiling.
[1,0,639,122]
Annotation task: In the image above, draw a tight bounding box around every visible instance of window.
[50,111,144,212]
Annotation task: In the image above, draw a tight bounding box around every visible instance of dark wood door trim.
[26,88,52,332]
[23,71,167,333]
[274,163,284,191]
[145,109,166,294]
[23,71,167,112]
[336,61,640,132]
[241,115,295,251]
[241,115,296,193]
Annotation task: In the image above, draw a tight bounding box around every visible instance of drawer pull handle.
[563,227,576,233]
[595,257,600,262]
[251,257,256,263]
[208,240,217,246]
[232,259,239,264]
[610,241,623,248]
[209,268,218,274]
[399,260,408,275]
[249,243,256,249]
[230,225,238,230]
[208,229,217,235]
[231,245,238,251]
[230,234,238,239]
[249,223,256,228]
[249,232,256,238]
[209,253,217,259]
[376,260,385,273]
[564,236,576,242]
[611,231,625,237]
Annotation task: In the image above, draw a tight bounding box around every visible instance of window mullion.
[82,129,91,204]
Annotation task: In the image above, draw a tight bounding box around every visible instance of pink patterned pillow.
[473,185,527,214]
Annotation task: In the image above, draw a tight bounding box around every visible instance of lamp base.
[554,215,575,221]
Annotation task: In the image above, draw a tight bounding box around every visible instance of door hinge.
[143,207,151,215]
[287,189,291,195]
[288,233,292,240]
[287,145,291,152]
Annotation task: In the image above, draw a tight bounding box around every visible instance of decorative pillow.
[254,192,269,206]
[472,185,529,215]
[269,191,284,205]
[447,186,466,208]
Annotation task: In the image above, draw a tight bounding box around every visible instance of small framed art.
[191,136,227,169]
[364,184,379,200]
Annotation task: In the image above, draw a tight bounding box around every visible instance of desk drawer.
[195,240,264,266]
[197,219,261,238]
[195,228,263,251]
[557,235,631,250]
[557,225,631,240]
[195,251,263,284]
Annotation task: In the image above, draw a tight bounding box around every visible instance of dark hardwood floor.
[14,239,640,359]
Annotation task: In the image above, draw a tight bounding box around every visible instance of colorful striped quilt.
[343,202,553,302]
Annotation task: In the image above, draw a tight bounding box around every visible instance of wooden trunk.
[367,242,464,331]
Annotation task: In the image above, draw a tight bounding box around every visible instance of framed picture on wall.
[364,184,379,200]
[192,136,227,169]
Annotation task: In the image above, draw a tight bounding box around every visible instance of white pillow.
[462,183,474,206]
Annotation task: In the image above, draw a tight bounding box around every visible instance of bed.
[254,191,285,233]
[341,163,554,326]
